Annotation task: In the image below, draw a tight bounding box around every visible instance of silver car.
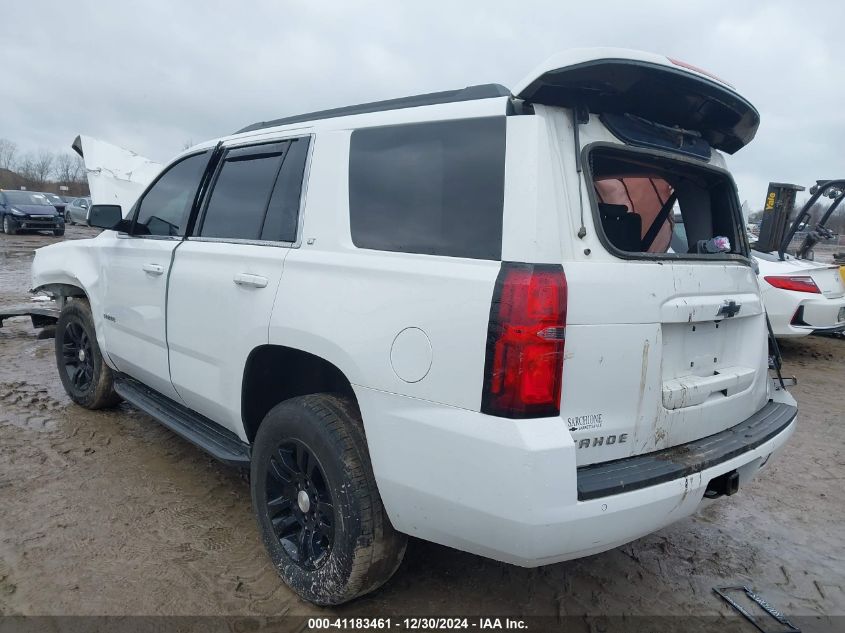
[64,197,91,225]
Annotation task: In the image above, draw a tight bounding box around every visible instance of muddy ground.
[0,226,843,625]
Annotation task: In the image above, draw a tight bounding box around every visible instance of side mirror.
[88,204,126,231]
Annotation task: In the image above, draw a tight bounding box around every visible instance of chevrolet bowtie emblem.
[717,300,741,318]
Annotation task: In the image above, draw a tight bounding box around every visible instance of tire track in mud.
[0,228,303,614]
[0,318,301,614]
[0,380,63,432]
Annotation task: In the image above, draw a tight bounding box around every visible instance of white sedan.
[754,250,845,338]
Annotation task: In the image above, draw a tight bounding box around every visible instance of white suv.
[31,48,797,605]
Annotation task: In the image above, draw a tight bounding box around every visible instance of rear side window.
[199,138,310,242]
[200,143,284,240]
[349,117,506,260]
[134,151,209,237]
[262,138,310,242]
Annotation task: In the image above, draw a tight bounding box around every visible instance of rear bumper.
[577,400,795,500]
[768,292,845,338]
[356,385,796,567]
[812,323,845,335]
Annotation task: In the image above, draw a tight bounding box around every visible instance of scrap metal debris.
[714,586,800,633]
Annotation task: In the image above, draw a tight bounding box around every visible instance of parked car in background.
[754,250,845,337]
[64,196,91,225]
[0,190,65,235]
[42,192,68,217]
[672,215,845,338]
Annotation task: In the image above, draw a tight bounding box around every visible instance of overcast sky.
[4,0,844,208]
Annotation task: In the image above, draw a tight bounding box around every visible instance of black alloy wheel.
[251,393,407,604]
[61,321,95,393]
[54,299,121,409]
[265,439,335,570]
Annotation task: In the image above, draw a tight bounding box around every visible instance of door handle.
[233,273,268,288]
[142,263,164,275]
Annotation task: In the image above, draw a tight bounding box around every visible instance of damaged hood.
[72,135,162,215]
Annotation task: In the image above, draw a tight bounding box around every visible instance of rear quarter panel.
[267,130,500,410]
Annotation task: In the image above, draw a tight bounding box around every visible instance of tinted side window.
[349,117,506,260]
[199,143,286,240]
[134,151,209,236]
[261,137,310,242]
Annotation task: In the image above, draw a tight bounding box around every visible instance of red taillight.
[481,263,567,418]
[764,275,821,294]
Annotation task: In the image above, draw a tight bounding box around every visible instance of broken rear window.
[587,146,745,258]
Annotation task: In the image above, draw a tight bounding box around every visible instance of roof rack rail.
[235,83,512,134]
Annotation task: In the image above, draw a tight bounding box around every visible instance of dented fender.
[31,237,114,367]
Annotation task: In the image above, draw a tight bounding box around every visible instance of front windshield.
[45,193,62,203]
[4,191,53,206]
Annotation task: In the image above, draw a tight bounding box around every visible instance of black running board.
[114,374,251,467]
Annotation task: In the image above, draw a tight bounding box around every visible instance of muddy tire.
[54,298,121,409]
[251,393,407,605]
[53,228,65,236]
[3,216,17,235]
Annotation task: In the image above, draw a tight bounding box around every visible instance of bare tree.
[16,153,38,182]
[32,149,55,187]
[54,152,82,184]
[15,149,55,187]
[46,152,86,196]
[70,154,85,184]
[0,138,17,172]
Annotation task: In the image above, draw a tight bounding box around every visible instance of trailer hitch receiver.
[704,470,740,499]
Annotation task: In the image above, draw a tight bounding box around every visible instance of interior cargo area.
[589,146,746,258]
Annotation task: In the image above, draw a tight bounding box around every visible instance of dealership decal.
[568,413,603,431]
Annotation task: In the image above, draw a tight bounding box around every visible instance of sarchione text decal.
[567,413,602,431]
